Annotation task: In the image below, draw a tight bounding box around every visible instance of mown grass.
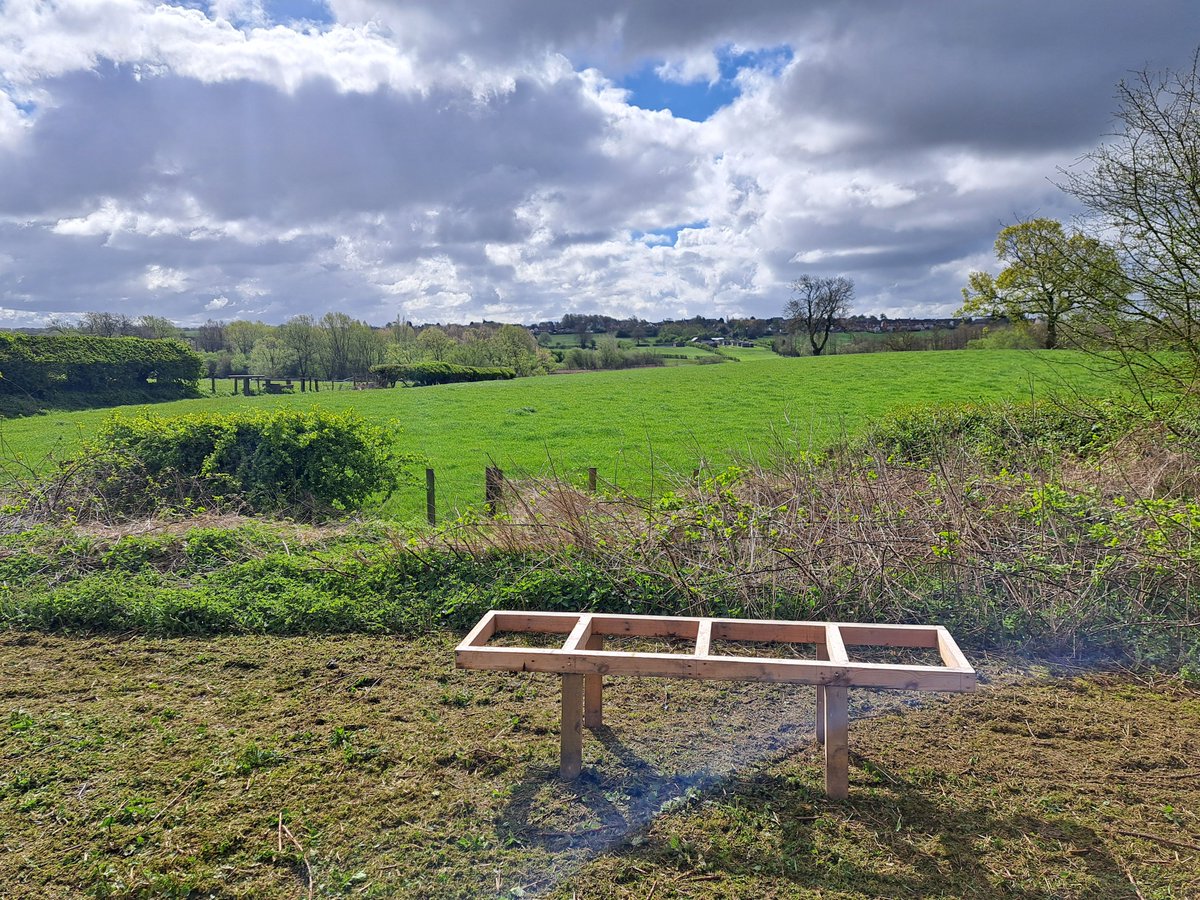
[0,351,1115,521]
[2,631,1196,899]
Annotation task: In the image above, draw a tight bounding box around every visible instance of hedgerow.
[370,361,516,387]
[0,334,201,398]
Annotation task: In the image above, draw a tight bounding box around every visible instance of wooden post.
[587,467,597,494]
[426,468,436,526]
[583,634,603,728]
[560,674,584,780]
[815,643,828,745]
[232,378,239,395]
[210,376,216,394]
[824,685,849,800]
[485,467,503,516]
[242,376,251,396]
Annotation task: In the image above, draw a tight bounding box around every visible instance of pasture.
[0,351,1114,521]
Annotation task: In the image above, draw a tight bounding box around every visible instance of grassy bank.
[0,351,1115,521]
[2,631,1196,898]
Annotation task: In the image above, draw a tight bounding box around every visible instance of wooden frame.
[455,611,975,799]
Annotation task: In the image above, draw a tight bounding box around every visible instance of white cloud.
[0,0,1196,325]
[143,264,189,291]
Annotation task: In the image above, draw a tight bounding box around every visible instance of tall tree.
[957,218,1123,350]
[416,326,453,361]
[281,315,322,387]
[1059,51,1200,394]
[319,312,353,381]
[78,311,134,337]
[225,320,269,357]
[196,318,226,352]
[785,275,853,356]
[132,315,182,340]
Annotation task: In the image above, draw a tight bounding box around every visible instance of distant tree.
[957,219,1124,350]
[491,324,551,375]
[784,275,854,356]
[248,335,294,378]
[416,326,453,361]
[319,312,353,381]
[347,321,386,378]
[281,315,322,385]
[79,311,134,337]
[196,318,226,352]
[225,320,270,357]
[595,335,623,368]
[133,315,182,341]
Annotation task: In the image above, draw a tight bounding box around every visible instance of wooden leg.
[560,674,584,780]
[815,643,828,745]
[583,636,603,729]
[824,685,849,800]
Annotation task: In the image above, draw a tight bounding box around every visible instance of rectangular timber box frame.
[455,611,976,799]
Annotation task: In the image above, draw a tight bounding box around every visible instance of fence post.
[485,467,503,516]
[426,468,436,526]
[587,467,597,494]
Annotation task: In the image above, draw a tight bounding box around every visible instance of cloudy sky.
[0,1,1195,327]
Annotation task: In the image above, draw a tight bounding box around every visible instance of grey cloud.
[1,1,1197,324]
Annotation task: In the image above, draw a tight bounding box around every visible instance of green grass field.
[0,351,1115,521]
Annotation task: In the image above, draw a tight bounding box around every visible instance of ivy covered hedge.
[371,361,517,387]
[0,333,202,399]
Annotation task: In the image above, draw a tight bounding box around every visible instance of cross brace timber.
[455,611,975,799]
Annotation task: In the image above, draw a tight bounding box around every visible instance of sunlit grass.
[0,350,1115,521]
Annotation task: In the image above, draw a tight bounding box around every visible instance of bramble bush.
[36,408,419,519]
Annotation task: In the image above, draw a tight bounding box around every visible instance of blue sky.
[621,46,793,122]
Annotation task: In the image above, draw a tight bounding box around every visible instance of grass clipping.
[2,631,1198,898]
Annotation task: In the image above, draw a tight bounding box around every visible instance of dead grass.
[1,632,1197,898]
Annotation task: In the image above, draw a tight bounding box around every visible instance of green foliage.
[0,333,202,400]
[370,361,516,387]
[72,408,417,516]
[957,219,1125,350]
[862,401,1125,467]
[966,325,1043,350]
[560,338,666,370]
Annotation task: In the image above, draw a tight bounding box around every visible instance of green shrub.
[66,409,418,517]
[370,362,516,387]
[862,401,1123,467]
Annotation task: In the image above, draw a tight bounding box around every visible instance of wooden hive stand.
[455,611,975,800]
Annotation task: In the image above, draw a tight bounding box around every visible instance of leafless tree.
[784,275,854,356]
[1059,49,1200,401]
[196,319,226,352]
[78,311,134,337]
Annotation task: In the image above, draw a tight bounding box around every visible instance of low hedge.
[371,361,516,387]
[60,408,419,517]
